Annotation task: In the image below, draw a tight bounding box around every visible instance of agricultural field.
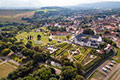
[36,9,56,13]
[0,62,17,78]
[0,10,35,23]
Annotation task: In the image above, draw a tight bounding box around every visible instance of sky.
[0,0,120,8]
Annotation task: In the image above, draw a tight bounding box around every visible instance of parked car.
[102,67,108,73]
[109,63,114,67]
[111,60,116,64]
[105,65,111,70]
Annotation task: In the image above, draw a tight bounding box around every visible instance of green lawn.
[0,63,16,78]
[63,51,69,56]
[7,61,18,67]
[79,47,86,54]
[79,48,92,63]
[116,48,120,57]
[16,31,57,46]
[112,48,120,63]
[55,36,67,40]
[74,55,81,60]
[88,70,106,80]
[0,60,2,63]
[55,44,71,56]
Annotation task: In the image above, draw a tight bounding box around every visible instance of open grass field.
[88,70,106,80]
[36,9,56,13]
[0,10,35,23]
[0,63,16,78]
[116,48,120,57]
[55,36,67,40]
[16,31,57,46]
[112,48,120,63]
[0,9,57,23]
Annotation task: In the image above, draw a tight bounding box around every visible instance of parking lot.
[97,60,119,80]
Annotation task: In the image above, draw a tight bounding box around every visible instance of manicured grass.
[74,55,81,60]
[55,43,67,48]
[63,51,69,56]
[116,48,120,58]
[112,56,120,63]
[112,48,120,63]
[7,61,18,67]
[55,36,67,40]
[79,48,92,63]
[0,63,16,78]
[88,70,106,80]
[0,60,2,63]
[79,47,86,54]
[55,44,71,56]
[16,30,57,46]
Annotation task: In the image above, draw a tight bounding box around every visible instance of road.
[85,48,117,79]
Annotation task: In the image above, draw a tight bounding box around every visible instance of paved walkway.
[0,60,7,65]
[0,57,20,66]
[0,59,17,69]
[111,70,120,80]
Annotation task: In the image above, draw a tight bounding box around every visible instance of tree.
[34,46,40,51]
[60,56,73,66]
[33,52,49,62]
[104,30,110,34]
[9,37,17,44]
[0,42,9,52]
[49,77,57,80]
[98,43,107,49]
[66,35,70,40]
[83,28,94,35]
[86,36,90,40]
[8,61,34,80]
[74,62,83,75]
[0,34,3,40]
[21,48,35,58]
[112,42,117,47]
[73,75,85,80]
[10,44,18,52]
[26,40,32,48]
[37,34,41,40]
[61,66,77,80]
[32,67,54,80]
[2,38,9,42]
[23,76,33,80]
[1,48,10,56]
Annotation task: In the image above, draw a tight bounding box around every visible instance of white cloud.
[41,0,120,6]
[0,0,120,8]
